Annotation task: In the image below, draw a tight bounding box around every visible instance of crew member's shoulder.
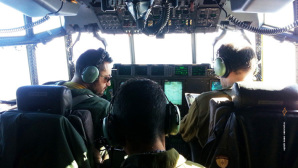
[194,90,231,104]
[183,160,205,168]
[176,153,205,168]
[197,90,228,99]
[71,89,110,104]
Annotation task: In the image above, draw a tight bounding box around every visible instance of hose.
[227,14,298,35]
[0,1,64,33]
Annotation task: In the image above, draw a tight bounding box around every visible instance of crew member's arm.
[180,93,214,147]
[180,99,200,143]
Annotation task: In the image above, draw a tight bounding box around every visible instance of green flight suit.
[63,82,110,167]
[63,82,110,141]
[180,90,231,147]
[120,148,205,168]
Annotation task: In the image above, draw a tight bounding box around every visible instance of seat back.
[208,97,234,137]
[43,81,98,166]
[69,109,94,147]
[0,85,91,168]
[199,97,234,165]
[41,81,94,146]
[187,97,233,163]
[203,82,298,168]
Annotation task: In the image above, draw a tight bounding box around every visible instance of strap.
[220,89,233,99]
[72,94,94,107]
[55,80,67,85]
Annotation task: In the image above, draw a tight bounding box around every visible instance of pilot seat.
[0,85,91,168]
[201,82,298,168]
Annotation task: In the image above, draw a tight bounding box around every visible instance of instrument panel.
[93,0,225,34]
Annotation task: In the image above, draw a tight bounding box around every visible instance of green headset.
[214,57,230,78]
[80,49,107,83]
[102,93,181,146]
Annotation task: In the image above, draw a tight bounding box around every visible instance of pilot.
[103,78,205,168]
[62,48,113,164]
[180,43,258,149]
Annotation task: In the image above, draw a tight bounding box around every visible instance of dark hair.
[112,78,167,145]
[75,48,113,75]
[218,44,257,73]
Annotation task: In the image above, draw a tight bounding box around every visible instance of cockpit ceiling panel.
[0,0,80,17]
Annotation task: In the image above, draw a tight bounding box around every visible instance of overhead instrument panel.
[92,0,226,34]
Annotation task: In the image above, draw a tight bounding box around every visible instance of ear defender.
[102,114,125,147]
[102,115,115,145]
[103,103,181,146]
[102,91,181,147]
[214,57,229,78]
[81,66,99,83]
[165,103,181,136]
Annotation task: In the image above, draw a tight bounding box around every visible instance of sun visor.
[218,1,262,28]
[230,0,293,13]
[0,0,80,17]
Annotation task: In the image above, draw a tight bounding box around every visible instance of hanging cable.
[0,1,64,33]
[143,2,170,36]
[93,31,108,50]
[68,30,81,50]
[213,0,298,35]
[48,1,64,15]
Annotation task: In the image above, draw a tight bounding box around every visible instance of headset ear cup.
[102,117,111,144]
[102,115,125,146]
[214,57,227,77]
[166,104,181,135]
[81,66,99,83]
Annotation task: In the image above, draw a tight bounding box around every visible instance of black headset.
[80,49,107,83]
[102,92,181,146]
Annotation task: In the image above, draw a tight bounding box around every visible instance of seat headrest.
[16,85,72,115]
[231,82,298,109]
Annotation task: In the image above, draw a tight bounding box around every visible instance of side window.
[35,36,69,84]
[263,36,296,85]
[0,46,31,101]
[262,2,296,85]
[33,16,63,34]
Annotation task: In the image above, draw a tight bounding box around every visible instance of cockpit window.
[134,34,192,64]
[0,46,30,101]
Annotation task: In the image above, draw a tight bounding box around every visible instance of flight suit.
[63,82,110,141]
[180,90,231,148]
[121,148,205,168]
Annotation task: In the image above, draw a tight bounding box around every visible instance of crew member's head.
[214,43,257,88]
[112,78,167,155]
[74,48,113,96]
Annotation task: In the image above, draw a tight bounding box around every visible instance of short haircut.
[218,43,257,73]
[112,78,167,145]
[75,48,113,76]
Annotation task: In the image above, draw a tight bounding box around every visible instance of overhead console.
[93,0,226,34]
[1,0,293,36]
[1,0,264,36]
